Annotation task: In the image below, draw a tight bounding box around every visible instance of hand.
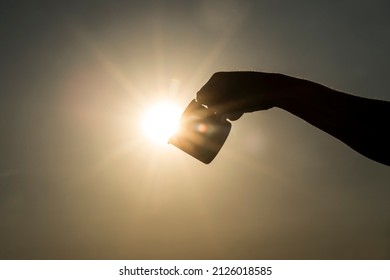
[196,71,292,120]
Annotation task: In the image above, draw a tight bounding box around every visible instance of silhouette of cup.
[169,99,231,164]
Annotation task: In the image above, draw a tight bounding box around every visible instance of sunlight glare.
[141,101,182,145]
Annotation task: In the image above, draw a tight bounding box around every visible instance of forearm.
[274,76,390,166]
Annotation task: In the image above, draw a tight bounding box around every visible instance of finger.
[196,87,222,108]
[196,72,228,107]
[221,112,244,121]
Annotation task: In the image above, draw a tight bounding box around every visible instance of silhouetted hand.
[196,71,296,120]
[196,71,390,166]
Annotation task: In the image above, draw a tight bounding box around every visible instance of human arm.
[196,72,390,166]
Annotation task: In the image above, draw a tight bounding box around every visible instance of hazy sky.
[1,0,389,259]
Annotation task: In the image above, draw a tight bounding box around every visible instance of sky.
[0,0,389,259]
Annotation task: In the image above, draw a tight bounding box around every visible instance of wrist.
[250,72,300,109]
[272,74,317,110]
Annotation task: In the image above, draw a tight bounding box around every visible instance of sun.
[140,101,182,145]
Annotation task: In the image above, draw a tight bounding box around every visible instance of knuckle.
[211,71,226,81]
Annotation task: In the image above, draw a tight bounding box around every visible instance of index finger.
[196,72,230,111]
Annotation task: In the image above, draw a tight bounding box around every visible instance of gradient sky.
[1,0,389,259]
